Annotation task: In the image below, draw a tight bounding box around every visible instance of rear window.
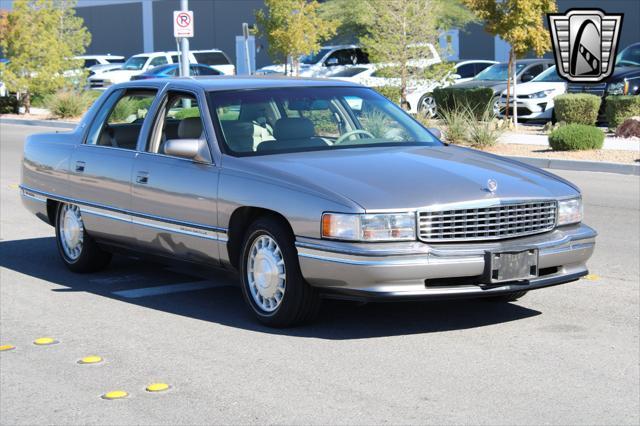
[193,51,230,66]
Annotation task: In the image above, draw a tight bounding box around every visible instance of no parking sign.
[173,10,194,38]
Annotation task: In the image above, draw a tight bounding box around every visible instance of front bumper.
[296,224,596,301]
[497,96,554,119]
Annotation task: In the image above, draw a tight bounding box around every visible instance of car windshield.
[475,62,527,80]
[210,87,441,156]
[300,48,331,65]
[122,56,148,70]
[616,44,640,66]
[532,66,563,82]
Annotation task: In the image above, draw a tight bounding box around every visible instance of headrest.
[273,118,315,140]
[178,117,203,139]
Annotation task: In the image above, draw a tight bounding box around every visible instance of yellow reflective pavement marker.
[0,345,16,351]
[33,337,58,346]
[582,274,600,281]
[102,390,129,400]
[78,355,103,364]
[146,383,170,392]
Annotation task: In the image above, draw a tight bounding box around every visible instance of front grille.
[418,201,557,242]
[89,80,105,88]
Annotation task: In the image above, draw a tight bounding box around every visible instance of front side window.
[147,92,205,156]
[86,89,157,150]
[210,87,440,156]
[533,66,563,82]
[456,63,475,78]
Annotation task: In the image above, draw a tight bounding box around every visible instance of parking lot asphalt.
[1,123,639,425]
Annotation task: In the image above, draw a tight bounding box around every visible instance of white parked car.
[89,49,234,89]
[329,60,496,116]
[257,45,371,78]
[497,66,566,121]
[75,54,125,68]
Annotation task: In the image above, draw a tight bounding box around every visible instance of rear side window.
[456,63,475,78]
[86,89,157,150]
[193,51,230,66]
[83,59,98,68]
[196,66,221,76]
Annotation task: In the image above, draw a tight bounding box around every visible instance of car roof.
[117,76,361,91]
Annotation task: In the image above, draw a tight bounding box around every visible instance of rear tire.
[239,216,321,327]
[484,290,528,302]
[55,203,112,273]
[417,93,437,118]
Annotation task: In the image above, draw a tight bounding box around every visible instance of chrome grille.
[418,201,557,242]
[567,83,606,97]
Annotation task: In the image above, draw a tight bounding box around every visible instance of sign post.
[173,1,193,77]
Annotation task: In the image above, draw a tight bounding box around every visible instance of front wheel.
[418,94,437,118]
[239,217,321,327]
[55,203,111,272]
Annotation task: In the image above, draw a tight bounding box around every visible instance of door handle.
[75,161,85,172]
[136,172,149,184]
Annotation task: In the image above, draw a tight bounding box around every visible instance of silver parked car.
[20,77,596,326]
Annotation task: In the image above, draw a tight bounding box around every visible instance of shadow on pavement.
[0,237,542,340]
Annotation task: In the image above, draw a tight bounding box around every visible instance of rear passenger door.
[130,89,222,264]
[69,88,157,245]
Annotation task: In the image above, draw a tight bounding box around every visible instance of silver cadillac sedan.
[20,77,596,326]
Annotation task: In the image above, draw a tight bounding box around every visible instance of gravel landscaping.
[482,143,639,164]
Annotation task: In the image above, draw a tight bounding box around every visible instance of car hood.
[502,81,566,96]
[90,69,141,80]
[237,145,578,211]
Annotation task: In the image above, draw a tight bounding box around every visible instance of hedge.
[432,87,494,119]
[553,94,601,125]
[605,95,640,129]
[0,95,18,114]
[548,124,604,151]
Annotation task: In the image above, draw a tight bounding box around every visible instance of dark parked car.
[130,63,222,80]
[567,43,640,122]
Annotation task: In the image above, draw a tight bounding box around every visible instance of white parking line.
[112,281,229,299]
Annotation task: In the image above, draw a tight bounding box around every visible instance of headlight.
[322,213,416,241]
[528,89,555,99]
[557,197,583,226]
[607,82,625,95]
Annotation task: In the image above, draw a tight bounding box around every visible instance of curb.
[0,118,77,129]
[508,156,640,176]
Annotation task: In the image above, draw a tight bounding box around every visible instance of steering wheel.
[334,129,375,145]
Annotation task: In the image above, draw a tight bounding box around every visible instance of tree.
[360,0,453,107]
[320,0,476,43]
[255,0,337,76]
[0,0,90,113]
[463,0,557,122]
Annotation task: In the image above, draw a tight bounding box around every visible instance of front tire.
[417,93,437,118]
[239,216,321,327]
[55,203,111,273]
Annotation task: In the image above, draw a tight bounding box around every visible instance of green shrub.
[374,86,402,104]
[548,124,604,151]
[433,87,494,119]
[439,107,470,144]
[174,107,201,120]
[46,90,88,118]
[605,95,640,129]
[467,108,504,148]
[0,95,19,114]
[553,94,601,125]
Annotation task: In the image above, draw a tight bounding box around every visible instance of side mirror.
[163,138,211,163]
[521,73,534,82]
[451,73,461,80]
[428,128,442,139]
[325,57,339,66]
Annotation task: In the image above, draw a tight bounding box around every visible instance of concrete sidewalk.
[499,131,640,152]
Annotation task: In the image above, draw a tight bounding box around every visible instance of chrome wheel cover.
[247,235,286,312]
[419,95,437,118]
[60,204,84,261]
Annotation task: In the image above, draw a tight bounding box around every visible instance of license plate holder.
[485,249,539,284]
